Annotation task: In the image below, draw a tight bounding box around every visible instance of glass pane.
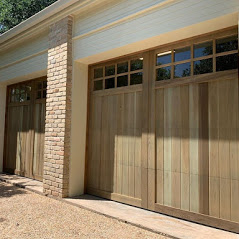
[15,88,20,94]
[130,72,143,85]
[117,75,128,87]
[43,90,47,99]
[117,62,128,74]
[194,58,213,75]
[174,62,191,78]
[105,65,115,76]
[11,88,15,95]
[11,95,15,103]
[156,52,171,66]
[37,82,42,90]
[216,35,238,53]
[174,47,191,62]
[94,68,103,79]
[130,58,143,71]
[93,80,103,91]
[15,94,20,102]
[20,88,25,94]
[105,77,115,89]
[156,67,171,81]
[26,86,31,92]
[37,91,41,99]
[216,54,238,72]
[43,81,47,89]
[194,41,213,58]
[26,92,31,101]
[20,93,26,102]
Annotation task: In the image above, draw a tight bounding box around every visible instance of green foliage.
[0,0,58,34]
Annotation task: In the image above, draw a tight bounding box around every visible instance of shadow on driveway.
[0,182,26,198]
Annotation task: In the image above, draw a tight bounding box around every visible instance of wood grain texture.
[198,83,209,215]
[153,78,239,223]
[88,39,239,231]
[88,90,143,201]
[4,78,46,181]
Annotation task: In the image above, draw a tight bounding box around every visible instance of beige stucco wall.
[69,62,88,197]
[0,85,6,172]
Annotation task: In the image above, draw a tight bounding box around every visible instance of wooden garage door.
[4,77,47,181]
[87,28,239,232]
[87,54,148,207]
[148,30,239,229]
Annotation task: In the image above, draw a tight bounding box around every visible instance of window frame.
[154,28,238,86]
[91,53,144,94]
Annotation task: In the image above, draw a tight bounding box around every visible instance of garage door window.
[155,32,238,82]
[36,80,47,99]
[92,57,144,92]
[9,84,31,103]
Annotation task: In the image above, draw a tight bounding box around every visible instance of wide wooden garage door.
[4,77,47,181]
[87,28,239,232]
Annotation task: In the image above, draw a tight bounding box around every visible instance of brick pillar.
[43,16,73,198]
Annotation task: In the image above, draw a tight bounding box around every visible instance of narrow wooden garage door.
[4,77,47,181]
[87,28,239,232]
[87,55,148,207]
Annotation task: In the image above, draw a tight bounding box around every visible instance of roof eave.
[0,0,79,45]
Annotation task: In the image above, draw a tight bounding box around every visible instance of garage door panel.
[33,103,46,180]
[88,96,102,189]
[4,78,46,181]
[6,104,32,176]
[5,107,19,171]
[88,90,143,200]
[154,77,239,222]
[19,105,32,178]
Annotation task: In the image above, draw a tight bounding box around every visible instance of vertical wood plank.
[122,93,130,196]
[218,80,231,220]
[112,95,118,193]
[171,86,181,209]
[155,89,164,205]
[164,87,172,207]
[230,77,239,222]
[128,92,135,198]
[208,81,220,218]
[108,95,116,192]
[231,179,239,222]
[89,96,102,189]
[116,94,124,195]
[134,91,142,199]
[180,85,190,211]
[141,52,150,208]
[189,84,199,213]
[198,83,209,215]
[148,50,156,210]
[100,96,108,191]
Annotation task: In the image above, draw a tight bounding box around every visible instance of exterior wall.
[43,16,73,198]
[0,31,48,83]
[0,85,6,172]
[73,0,238,63]
[69,62,88,197]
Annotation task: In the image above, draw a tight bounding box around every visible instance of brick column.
[43,16,73,198]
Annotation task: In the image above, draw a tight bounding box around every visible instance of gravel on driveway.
[0,182,168,239]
